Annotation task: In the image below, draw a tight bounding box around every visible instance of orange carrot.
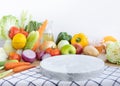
[32,19,48,51]
[38,19,48,39]
[5,62,31,70]
[32,41,39,51]
[13,65,35,73]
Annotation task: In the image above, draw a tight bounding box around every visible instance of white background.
[0,0,120,41]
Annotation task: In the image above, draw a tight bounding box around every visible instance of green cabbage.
[106,42,120,64]
[0,15,19,39]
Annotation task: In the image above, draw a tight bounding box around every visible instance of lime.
[12,33,26,49]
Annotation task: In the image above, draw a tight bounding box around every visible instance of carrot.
[32,19,48,51]
[38,19,48,39]
[13,65,35,73]
[32,41,39,51]
[5,62,31,70]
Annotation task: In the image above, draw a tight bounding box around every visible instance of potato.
[83,45,100,57]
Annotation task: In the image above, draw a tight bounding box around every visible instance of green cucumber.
[24,31,39,49]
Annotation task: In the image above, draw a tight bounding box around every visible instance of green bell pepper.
[56,32,72,44]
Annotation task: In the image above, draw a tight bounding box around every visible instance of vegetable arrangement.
[0,12,119,78]
[0,12,47,78]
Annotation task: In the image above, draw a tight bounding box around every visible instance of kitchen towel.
[0,66,120,86]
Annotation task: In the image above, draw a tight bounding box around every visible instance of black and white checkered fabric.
[0,66,120,86]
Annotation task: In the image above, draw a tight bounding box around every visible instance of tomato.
[9,27,29,39]
[45,48,52,54]
[9,26,20,39]
[45,48,60,56]
[19,28,28,37]
[9,52,21,61]
[50,48,60,56]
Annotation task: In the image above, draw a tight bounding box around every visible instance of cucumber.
[24,31,39,49]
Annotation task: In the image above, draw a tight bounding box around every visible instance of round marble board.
[40,55,105,81]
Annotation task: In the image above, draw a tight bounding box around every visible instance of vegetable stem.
[0,66,4,70]
[0,69,13,79]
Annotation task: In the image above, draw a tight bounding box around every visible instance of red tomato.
[9,52,21,61]
[45,48,60,56]
[9,26,20,39]
[45,48,52,54]
[19,28,28,37]
[9,27,29,39]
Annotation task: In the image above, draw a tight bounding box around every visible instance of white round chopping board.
[40,55,105,81]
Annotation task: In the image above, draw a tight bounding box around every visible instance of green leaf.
[0,15,19,40]
[25,21,42,33]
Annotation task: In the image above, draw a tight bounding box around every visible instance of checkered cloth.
[0,66,120,86]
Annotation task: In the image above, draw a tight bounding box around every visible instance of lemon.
[103,36,117,43]
[12,33,26,49]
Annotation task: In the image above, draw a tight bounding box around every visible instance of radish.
[22,49,36,63]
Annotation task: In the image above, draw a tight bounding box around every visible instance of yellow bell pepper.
[71,33,89,47]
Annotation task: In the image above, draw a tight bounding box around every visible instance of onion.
[22,49,36,63]
[36,50,45,60]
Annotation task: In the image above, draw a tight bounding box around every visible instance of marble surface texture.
[40,55,104,81]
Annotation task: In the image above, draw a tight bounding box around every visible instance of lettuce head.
[106,41,120,64]
[0,15,19,39]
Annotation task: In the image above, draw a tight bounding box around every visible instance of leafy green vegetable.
[56,32,72,44]
[0,15,19,39]
[106,42,120,64]
[25,20,42,33]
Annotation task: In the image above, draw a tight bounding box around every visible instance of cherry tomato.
[9,26,20,39]
[45,48,60,56]
[9,52,21,61]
